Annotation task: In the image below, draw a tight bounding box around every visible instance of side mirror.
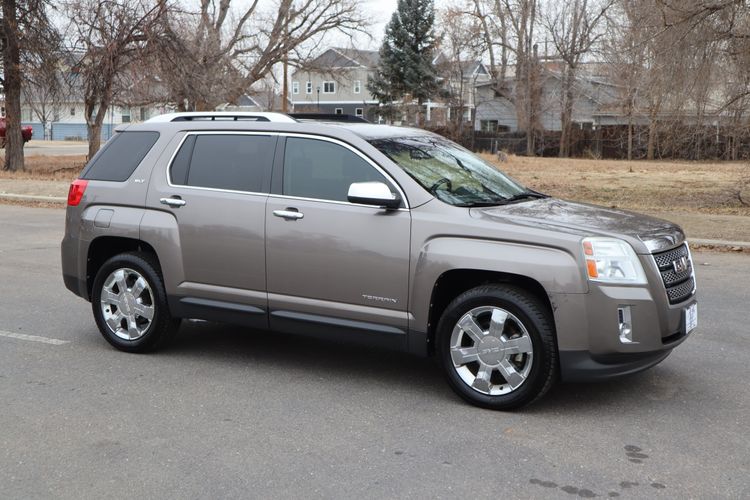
[347,182,401,209]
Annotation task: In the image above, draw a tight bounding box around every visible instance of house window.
[334,108,343,115]
[292,81,300,94]
[353,80,361,94]
[323,81,336,94]
[480,120,499,133]
[355,108,363,117]
[306,81,312,94]
[122,109,131,123]
[70,108,75,116]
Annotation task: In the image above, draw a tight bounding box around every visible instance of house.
[428,56,492,126]
[473,62,623,133]
[291,48,380,118]
[18,51,172,141]
[217,94,265,112]
[19,94,170,142]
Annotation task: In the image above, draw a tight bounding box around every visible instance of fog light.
[618,306,636,344]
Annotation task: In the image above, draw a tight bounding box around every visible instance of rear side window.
[82,131,159,181]
[170,134,275,192]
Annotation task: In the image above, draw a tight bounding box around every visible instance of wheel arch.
[425,269,554,355]
[86,236,160,298]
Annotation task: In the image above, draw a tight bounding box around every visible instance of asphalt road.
[0,205,748,499]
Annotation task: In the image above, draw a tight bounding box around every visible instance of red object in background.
[0,117,34,147]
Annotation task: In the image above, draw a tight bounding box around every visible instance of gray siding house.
[474,66,622,133]
[291,48,380,118]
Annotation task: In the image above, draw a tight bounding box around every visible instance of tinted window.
[283,137,388,202]
[82,131,159,182]
[169,135,195,185]
[181,134,275,192]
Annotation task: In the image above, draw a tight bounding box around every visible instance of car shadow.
[165,320,450,397]
[158,320,687,413]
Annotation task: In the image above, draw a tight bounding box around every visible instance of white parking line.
[0,330,69,345]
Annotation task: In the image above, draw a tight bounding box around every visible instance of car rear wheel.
[436,285,557,410]
[91,252,179,352]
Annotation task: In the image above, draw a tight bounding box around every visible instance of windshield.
[369,135,538,207]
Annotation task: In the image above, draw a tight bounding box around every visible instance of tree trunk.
[87,122,102,159]
[2,0,25,172]
[627,121,633,161]
[559,70,575,158]
[647,118,657,160]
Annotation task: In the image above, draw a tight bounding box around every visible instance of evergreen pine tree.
[368,0,438,120]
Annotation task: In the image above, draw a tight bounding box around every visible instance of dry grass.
[0,155,87,181]
[482,154,750,217]
[1,152,749,242]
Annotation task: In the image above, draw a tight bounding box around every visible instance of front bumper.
[559,349,672,382]
[552,279,696,382]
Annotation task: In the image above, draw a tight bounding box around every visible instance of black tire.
[91,252,180,353]
[436,285,557,410]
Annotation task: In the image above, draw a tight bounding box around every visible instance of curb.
[0,193,66,203]
[690,238,750,251]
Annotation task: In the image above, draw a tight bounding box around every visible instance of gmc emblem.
[672,256,689,274]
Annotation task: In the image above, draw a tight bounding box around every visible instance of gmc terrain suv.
[61,112,697,409]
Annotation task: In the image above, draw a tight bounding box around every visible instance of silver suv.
[61,112,697,409]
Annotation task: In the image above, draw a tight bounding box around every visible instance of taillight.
[67,179,88,206]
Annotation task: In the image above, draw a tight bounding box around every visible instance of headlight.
[582,237,647,284]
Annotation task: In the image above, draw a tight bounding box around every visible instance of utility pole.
[281,5,289,112]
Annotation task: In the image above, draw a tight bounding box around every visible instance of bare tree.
[546,0,614,157]
[491,0,543,155]
[65,0,167,158]
[156,0,368,112]
[437,7,485,136]
[1,0,25,171]
[1,0,56,170]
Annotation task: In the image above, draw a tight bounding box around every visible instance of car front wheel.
[436,285,557,410]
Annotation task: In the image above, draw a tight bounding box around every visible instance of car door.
[265,135,411,346]
[146,131,276,328]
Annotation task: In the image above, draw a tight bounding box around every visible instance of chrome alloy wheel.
[99,268,155,341]
[449,306,534,396]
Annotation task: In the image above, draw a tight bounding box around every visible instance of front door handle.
[273,209,304,220]
[160,197,186,208]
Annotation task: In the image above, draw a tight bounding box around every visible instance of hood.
[470,198,685,253]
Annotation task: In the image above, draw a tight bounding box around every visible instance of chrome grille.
[652,244,695,305]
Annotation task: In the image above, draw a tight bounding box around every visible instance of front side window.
[323,81,336,94]
[369,135,530,207]
[306,81,313,94]
[353,80,361,94]
[170,134,275,192]
[292,81,300,94]
[283,137,388,202]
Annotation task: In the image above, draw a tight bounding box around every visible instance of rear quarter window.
[81,131,160,182]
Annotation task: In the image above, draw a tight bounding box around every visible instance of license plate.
[685,303,698,334]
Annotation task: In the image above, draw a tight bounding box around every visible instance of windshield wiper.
[456,190,548,208]
[497,190,548,204]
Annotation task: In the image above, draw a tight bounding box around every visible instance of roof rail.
[146,112,297,123]
[288,113,369,123]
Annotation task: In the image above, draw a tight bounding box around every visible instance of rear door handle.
[160,197,186,208]
[273,209,304,220]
